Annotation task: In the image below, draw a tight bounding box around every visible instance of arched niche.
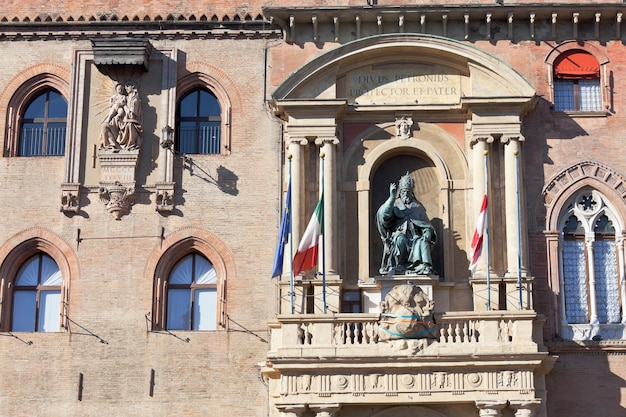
[344,122,468,281]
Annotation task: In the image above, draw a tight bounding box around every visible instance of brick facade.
[0,2,624,416]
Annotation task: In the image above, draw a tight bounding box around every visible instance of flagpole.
[288,155,295,314]
[483,150,491,311]
[320,152,327,314]
[515,150,523,310]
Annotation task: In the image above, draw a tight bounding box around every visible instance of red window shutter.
[554,50,600,79]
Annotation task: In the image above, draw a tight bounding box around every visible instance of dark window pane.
[48,91,68,118]
[12,291,37,332]
[179,91,198,117]
[198,90,221,117]
[24,94,47,119]
[167,289,191,330]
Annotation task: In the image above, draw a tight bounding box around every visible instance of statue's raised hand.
[389,182,397,198]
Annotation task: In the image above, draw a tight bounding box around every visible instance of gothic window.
[552,50,602,112]
[164,252,218,331]
[19,89,67,156]
[559,190,623,335]
[10,253,62,332]
[175,88,222,154]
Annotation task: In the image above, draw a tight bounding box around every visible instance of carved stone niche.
[98,149,138,219]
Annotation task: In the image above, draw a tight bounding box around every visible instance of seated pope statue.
[376,172,436,275]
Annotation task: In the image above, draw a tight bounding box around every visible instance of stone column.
[277,404,307,417]
[501,134,528,278]
[470,135,494,276]
[619,235,626,323]
[316,136,340,276]
[475,400,507,417]
[470,135,497,311]
[309,404,341,417]
[286,135,309,256]
[509,400,541,417]
[585,234,599,324]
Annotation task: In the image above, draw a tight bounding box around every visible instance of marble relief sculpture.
[378,284,436,342]
[99,80,143,151]
[376,172,436,275]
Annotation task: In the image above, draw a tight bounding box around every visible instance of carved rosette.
[99,181,135,220]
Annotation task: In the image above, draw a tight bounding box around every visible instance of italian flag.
[469,193,488,273]
[293,193,324,276]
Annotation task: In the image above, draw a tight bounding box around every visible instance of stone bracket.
[98,181,136,220]
[155,182,176,213]
[98,148,139,219]
[60,182,81,214]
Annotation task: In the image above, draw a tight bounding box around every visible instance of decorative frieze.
[278,369,535,399]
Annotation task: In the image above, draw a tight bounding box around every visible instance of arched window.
[552,50,602,112]
[11,253,62,332]
[175,88,222,154]
[19,89,67,156]
[559,189,625,339]
[164,252,218,331]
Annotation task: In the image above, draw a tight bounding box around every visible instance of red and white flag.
[293,193,324,276]
[469,194,488,273]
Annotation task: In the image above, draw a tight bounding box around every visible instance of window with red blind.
[553,50,602,112]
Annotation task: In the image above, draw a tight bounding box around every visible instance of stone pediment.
[272,34,535,110]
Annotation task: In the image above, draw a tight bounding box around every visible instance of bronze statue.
[376,172,436,275]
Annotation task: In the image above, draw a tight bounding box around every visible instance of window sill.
[552,110,609,118]
[561,323,626,341]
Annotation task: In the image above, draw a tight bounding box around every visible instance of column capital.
[501,133,525,144]
[475,400,507,416]
[309,404,341,417]
[509,399,541,417]
[285,135,309,147]
[470,134,495,148]
[314,136,340,146]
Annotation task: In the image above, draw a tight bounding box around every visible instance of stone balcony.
[263,311,555,413]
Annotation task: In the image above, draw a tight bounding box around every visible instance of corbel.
[464,14,470,40]
[312,15,318,42]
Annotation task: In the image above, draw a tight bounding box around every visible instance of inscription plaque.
[348,64,462,106]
